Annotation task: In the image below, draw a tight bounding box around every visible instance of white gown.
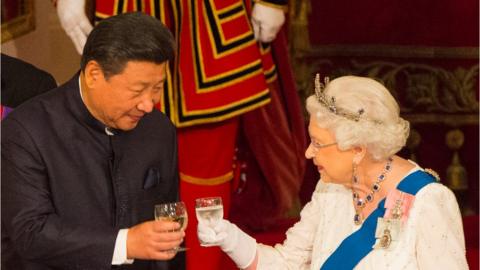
[256,168,469,270]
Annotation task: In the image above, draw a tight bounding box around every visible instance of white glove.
[56,0,93,54]
[198,219,257,269]
[250,3,285,43]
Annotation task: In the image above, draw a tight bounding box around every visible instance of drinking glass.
[195,197,223,247]
[154,201,188,251]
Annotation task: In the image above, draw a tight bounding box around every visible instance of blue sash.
[320,170,436,270]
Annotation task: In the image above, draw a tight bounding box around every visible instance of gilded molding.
[403,114,478,125]
[343,61,479,114]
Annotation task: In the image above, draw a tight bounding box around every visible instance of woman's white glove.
[250,3,285,43]
[56,0,93,54]
[198,219,257,269]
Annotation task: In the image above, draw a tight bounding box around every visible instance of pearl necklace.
[353,157,393,225]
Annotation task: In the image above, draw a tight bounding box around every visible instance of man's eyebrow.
[131,81,149,87]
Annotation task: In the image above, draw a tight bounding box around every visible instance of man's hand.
[56,0,93,54]
[127,220,185,260]
[250,3,286,43]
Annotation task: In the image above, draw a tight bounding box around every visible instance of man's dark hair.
[80,12,175,79]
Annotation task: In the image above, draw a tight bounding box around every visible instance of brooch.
[373,190,415,249]
[374,218,400,249]
[424,168,441,181]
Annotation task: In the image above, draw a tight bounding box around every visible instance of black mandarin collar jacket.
[2,73,182,270]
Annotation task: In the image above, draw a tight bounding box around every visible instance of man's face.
[88,61,167,131]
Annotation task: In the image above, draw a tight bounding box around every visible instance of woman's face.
[305,115,355,185]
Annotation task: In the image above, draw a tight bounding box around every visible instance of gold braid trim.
[180,171,233,186]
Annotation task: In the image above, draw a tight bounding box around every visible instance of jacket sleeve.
[1,53,57,108]
[1,117,118,269]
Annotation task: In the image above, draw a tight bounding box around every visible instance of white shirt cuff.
[112,229,134,265]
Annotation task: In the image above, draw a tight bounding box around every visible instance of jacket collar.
[66,72,122,136]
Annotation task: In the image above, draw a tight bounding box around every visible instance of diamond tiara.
[314,73,382,124]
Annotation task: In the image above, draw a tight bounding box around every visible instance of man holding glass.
[2,12,184,269]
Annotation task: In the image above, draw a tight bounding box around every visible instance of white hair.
[306,75,410,160]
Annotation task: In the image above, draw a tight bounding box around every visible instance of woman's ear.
[83,60,104,88]
[352,146,366,164]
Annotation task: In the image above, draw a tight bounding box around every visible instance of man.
[2,12,184,270]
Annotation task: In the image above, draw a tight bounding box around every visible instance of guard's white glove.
[198,219,257,269]
[250,3,285,43]
[56,0,93,54]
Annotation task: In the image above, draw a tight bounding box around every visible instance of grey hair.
[306,75,410,160]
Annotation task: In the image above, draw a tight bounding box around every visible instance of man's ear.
[352,146,367,165]
[84,60,104,88]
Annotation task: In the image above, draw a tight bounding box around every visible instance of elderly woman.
[197,75,468,269]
